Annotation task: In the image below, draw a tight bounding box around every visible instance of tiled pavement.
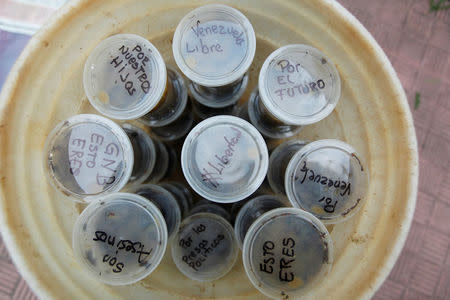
[0,0,449,299]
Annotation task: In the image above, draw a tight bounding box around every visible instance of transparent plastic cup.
[159,181,192,218]
[234,195,287,248]
[72,193,168,285]
[146,139,169,183]
[83,34,167,120]
[191,97,239,120]
[188,202,231,222]
[248,87,303,139]
[285,139,369,224]
[267,139,308,195]
[242,207,333,299]
[170,181,194,210]
[138,66,188,127]
[149,101,194,142]
[249,44,341,138]
[121,123,156,186]
[172,4,255,108]
[171,212,238,282]
[127,184,181,239]
[181,115,268,203]
[44,114,133,201]
[188,73,249,109]
[83,34,190,129]
[163,145,178,179]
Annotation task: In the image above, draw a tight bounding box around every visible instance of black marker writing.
[298,161,352,197]
[200,127,242,188]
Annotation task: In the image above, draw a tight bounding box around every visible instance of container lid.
[72,193,168,285]
[126,184,181,239]
[172,4,256,87]
[44,114,133,201]
[284,139,369,224]
[259,44,341,125]
[181,115,268,203]
[171,212,238,282]
[234,195,287,248]
[242,207,333,299]
[83,34,167,120]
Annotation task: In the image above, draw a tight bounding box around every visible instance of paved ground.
[0,0,449,299]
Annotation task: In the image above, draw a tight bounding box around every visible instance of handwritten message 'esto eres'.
[185,21,245,55]
[200,127,242,188]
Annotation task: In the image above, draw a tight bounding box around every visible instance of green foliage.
[429,0,450,11]
[414,92,421,110]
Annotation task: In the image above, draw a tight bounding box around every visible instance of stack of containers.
[42,3,370,299]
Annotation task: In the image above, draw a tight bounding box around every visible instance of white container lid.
[242,207,333,299]
[126,184,181,240]
[285,139,369,224]
[44,114,133,201]
[259,44,341,125]
[171,212,238,282]
[172,4,256,87]
[181,115,268,203]
[83,34,167,120]
[72,193,168,285]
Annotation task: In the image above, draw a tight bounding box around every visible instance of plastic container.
[146,139,169,183]
[249,44,341,138]
[188,202,231,222]
[163,145,179,178]
[44,114,133,201]
[267,139,307,194]
[285,139,369,224]
[83,34,191,131]
[188,74,249,109]
[72,193,168,285]
[121,123,156,186]
[191,97,239,120]
[247,87,303,139]
[181,115,268,203]
[242,207,333,299]
[138,66,188,127]
[83,34,167,120]
[126,184,181,239]
[234,195,287,248]
[149,101,194,142]
[172,4,255,108]
[171,181,194,210]
[0,0,419,299]
[159,181,192,218]
[171,212,238,282]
